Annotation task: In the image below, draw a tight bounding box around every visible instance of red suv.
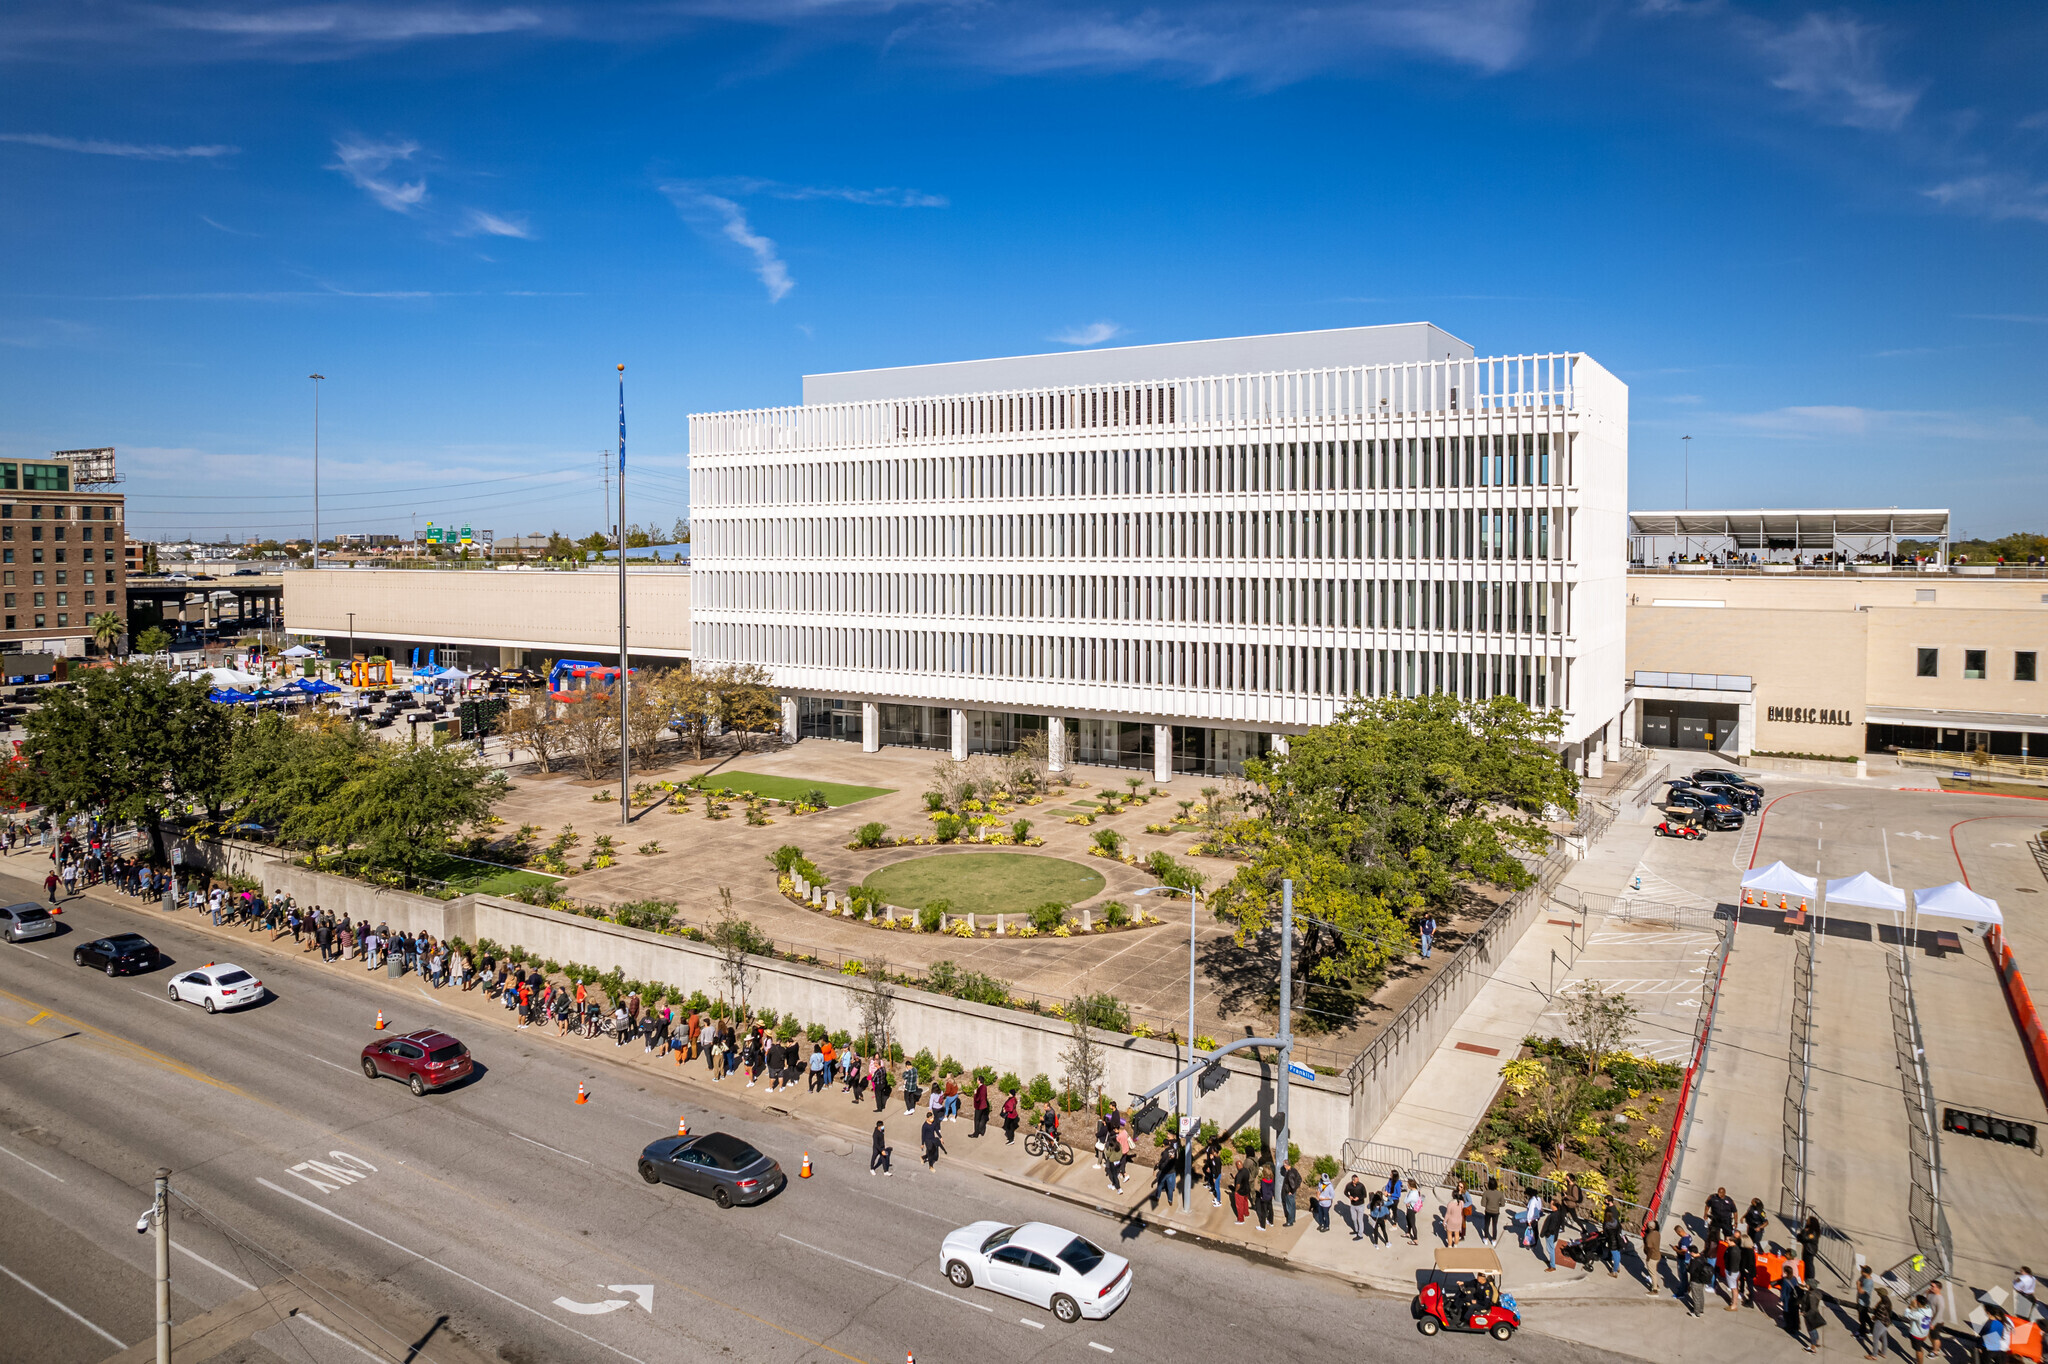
[360,1029,472,1095]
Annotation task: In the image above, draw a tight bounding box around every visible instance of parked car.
[1663,787,1743,831]
[636,1131,785,1208]
[73,933,160,975]
[1,902,57,943]
[360,1029,473,1095]
[1690,780,1759,813]
[939,1221,1133,1323]
[166,963,265,1012]
[1691,768,1763,798]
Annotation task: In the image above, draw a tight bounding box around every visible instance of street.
[0,863,1633,1364]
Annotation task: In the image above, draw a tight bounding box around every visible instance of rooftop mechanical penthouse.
[690,324,1630,779]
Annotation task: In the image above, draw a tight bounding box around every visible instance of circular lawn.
[861,852,1106,919]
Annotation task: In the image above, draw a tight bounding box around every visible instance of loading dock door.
[1642,715,1672,746]
[1677,716,1712,749]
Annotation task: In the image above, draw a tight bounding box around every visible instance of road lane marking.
[508,1131,591,1165]
[173,1241,258,1292]
[305,1053,356,1074]
[255,1178,649,1364]
[286,1308,385,1362]
[15,948,48,960]
[555,1286,653,1315]
[1090,1342,1114,1353]
[0,1142,63,1181]
[777,1234,991,1313]
[1020,1318,1044,1329]
[0,1259,127,1349]
[284,1151,379,1193]
[843,1185,949,1221]
[133,989,181,1008]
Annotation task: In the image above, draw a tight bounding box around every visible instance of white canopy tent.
[279,644,317,658]
[1912,882,2002,933]
[1742,861,1818,899]
[176,666,261,689]
[1824,872,1907,914]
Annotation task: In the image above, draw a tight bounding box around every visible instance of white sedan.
[939,1221,1131,1323]
[166,963,265,1013]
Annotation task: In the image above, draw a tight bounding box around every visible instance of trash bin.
[387,953,402,979]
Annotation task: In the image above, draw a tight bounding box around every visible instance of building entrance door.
[1965,730,1990,754]
[1677,716,1711,749]
[1642,715,1672,746]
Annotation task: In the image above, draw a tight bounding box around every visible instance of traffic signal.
[1131,1102,1167,1135]
[1197,1062,1228,1095]
[1944,1107,2037,1150]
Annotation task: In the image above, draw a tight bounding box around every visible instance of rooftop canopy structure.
[1629,508,1949,559]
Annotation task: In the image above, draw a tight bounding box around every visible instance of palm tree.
[89,611,124,656]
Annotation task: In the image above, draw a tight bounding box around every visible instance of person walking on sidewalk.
[1539,1202,1566,1272]
[808,1042,827,1093]
[872,1061,893,1113]
[1480,1177,1505,1245]
[1401,1182,1424,1246]
[1642,1221,1664,1296]
[1252,1155,1275,1231]
[1312,1171,1334,1233]
[1343,1173,1367,1240]
[901,1061,921,1115]
[1001,1089,1020,1144]
[920,1112,945,1169]
[1203,1144,1223,1209]
[1869,1287,1895,1360]
[1419,913,1435,958]
[1745,1195,1770,1249]
[1907,1295,1935,1364]
[44,869,59,905]
[1281,1157,1301,1228]
[870,1120,892,1177]
[1155,1133,1181,1207]
[970,1078,990,1138]
[1229,1155,1252,1225]
[1688,1239,1714,1314]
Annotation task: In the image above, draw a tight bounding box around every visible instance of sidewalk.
[50,876,1833,1362]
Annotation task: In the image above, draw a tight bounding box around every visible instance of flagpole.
[617,364,630,827]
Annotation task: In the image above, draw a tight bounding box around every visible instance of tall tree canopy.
[1211,693,1579,987]
[18,664,233,857]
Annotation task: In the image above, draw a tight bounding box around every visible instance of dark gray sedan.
[74,932,160,975]
[637,1132,785,1208]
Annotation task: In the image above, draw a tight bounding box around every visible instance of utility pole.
[616,366,629,826]
[1275,879,1295,1170]
[309,375,325,568]
[153,1167,171,1364]
[1184,887,1200,1211]
[1682,435,1691,511]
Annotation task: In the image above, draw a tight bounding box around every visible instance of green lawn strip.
[1934,776,2048,799]
[414,851,560,896]
[862,851,1106,919]
[687,770,894,806]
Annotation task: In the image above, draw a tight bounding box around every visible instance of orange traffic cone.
[800,1152,813,1178]
[1798,898,1808,913]
[1778,895,1788,911]
[374,1011,387,1030]
[1742,889,1753,906]
[575,1083,588,1105]
[677,1115,690,1137]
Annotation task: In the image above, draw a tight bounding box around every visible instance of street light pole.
[152,1167,171,1364]
[616,365,629,827]
[1136,882,1204,1212]
[310,374,325,567]
[1276,878,1295,1172]
[1682,434,1690,511]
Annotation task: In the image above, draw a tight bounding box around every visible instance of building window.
[28,506,39,520]
[2019,652,2038,683]
[31,572,42,586]
[1964,649,1986,679]
[3,617,11,630]
[55,613,66,627]
[1917,647,1938,677]
[55,593,67,607]
[33,615,43,628]
[23,465,67,492]
[29,526,41,541]
[84,591,93,605]
[32,593,43,608]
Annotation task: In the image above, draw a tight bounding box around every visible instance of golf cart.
[1654,808,1706,840]
[1414,1247,1520,1341]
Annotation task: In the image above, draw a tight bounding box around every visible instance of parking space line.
[777,1234,992,1312]
[0,1142,63,1181]
[254,1178,648,1363]
[508,1132,591,1165]
[1089,1342,1114,1353]
[306,1054,356,1075]
[15,947,49,960]
[0,1259,127,1349]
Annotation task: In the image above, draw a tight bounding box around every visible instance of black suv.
[1691,768,1762,798]
[1664,785,1744,831]
[1690,779,1760,813]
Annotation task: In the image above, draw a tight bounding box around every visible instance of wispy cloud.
[162,4,543,44]
[0,132,236,158]
[1755,12,1919,132]
[1962,313,2048,324]
[688,176,948,209]
[659,184,793,302]
[1725,404,2042,443]
[1052,321,1123,347]
[461,207,533,238]
[199,214,259,235]
[1923,174,2048,226]
[329,138,427,212]
[0,317,93,348]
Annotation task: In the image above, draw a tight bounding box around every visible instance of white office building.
[689,324,1630,779]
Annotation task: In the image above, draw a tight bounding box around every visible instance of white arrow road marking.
[553,1286,654,1315]
[1896,831,1938,841]
[1991,842,2016,848]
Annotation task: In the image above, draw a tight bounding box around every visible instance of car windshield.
[428,1043,466,1063]
[1057,1236,1106,1275]
[980,1226,1017,1254]
[216,969,253,984]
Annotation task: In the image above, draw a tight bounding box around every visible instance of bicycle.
[1025,1130,1074,1165]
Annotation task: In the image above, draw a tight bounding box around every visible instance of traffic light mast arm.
[1129,1034,1285,1110]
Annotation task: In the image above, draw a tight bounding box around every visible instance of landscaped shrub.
[1232,1127,1264,1157]
[1103,900,1129,928]
[1026,1073,1055,1104]
[933,814,964,842]
[999,1071,1023,1094]
[1311,1153,1342,1178]
[1011,818,1032,842]
[853,821,888,848]
[1029,900,1069,932]
[919,899,948,932]
[776,1018,800,1041]
[769,844,807,875]
[610,899,679,933]
[972,1064,999,1086]
[1067,990,1130,1032]
[803,787,829,809]
[1091,828,1125,856]
[923,790,946,811]
[954,970,1010,1007]
[938,1055,964,1078]
[912,1047,937,1080]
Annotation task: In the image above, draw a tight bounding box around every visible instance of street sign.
[1951,770,1971,780]
[1286,1060,1316,1081]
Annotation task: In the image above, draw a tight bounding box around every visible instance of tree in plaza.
[624,668,673,769]
[134,625,171,656]
[497,697,564,773]
[89,612,125,655]
[1058,986,1108,1112]
[853,955,898,1057]
[709,662,779,749]
[560,688,620,780]
[325,741,503,889]
[223,710,379,861]
[1211,693,1579,989]
[659,666,718,759]
[17,663,234,861]
[708,886,762,1022]
[1558,979,1639,1077]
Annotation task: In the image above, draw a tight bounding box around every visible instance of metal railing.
[1780,908,1818,1227]
[1338,1138,1656,1223]
[1887,951,1953,1280]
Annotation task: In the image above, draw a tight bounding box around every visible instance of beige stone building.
[1624,570,2048,761]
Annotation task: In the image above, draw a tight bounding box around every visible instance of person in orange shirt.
[817,1038,836,1093]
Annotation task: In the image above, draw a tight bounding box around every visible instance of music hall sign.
[1766,705,1855,726]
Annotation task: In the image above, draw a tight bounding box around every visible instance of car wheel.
[638,1160,661,1185]
[408,1074,427,1097]
[1417,1317,1440,1337]
[1051,1294,1081,1324]
[361,1058,380,1080]
[167,986,180,1002]
[203,997,216,1014]
[106,962,117,977]
[946,1260,973,1288]
[713,1186,733,1209]
[73,950,83,965]
[1489,1323,1515,1341]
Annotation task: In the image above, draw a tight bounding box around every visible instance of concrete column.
[780,695,798,741]
[861,701,880,754]
[949,708,967,761]
[1587,737,1604,780]
[1602,720,1622,763]
[1270,734,1290,757]
[1046,717,1067,773]
[1736,697,1755,758]
[1620,696,1637,747]
[499,646,520,669]
[1152,724,1173,783]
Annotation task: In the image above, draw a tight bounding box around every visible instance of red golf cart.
[1414,1248,1521,1341]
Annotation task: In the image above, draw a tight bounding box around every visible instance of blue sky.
[1,1,2043,543]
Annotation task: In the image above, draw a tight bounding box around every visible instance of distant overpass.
[126,573,284,634]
